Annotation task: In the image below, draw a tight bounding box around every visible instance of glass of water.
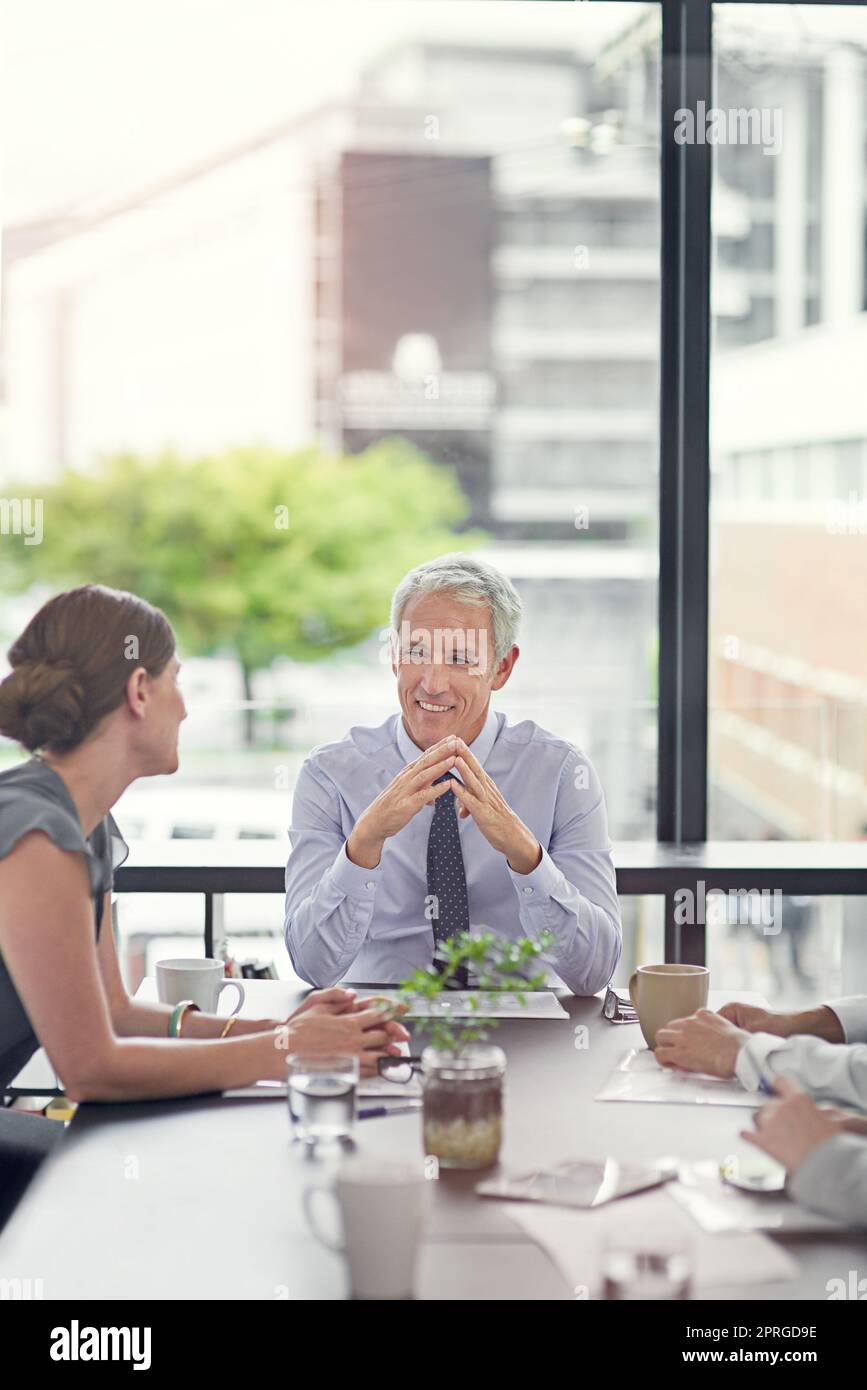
[601,1232,692,1300]
[287,1055,359,1146]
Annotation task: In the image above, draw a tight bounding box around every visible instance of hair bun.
[0,660,88,752]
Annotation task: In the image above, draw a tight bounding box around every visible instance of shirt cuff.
[734,1032,791,1092]
[823,997,867,1044]
[329,841,383,901]
[506,844,562,904]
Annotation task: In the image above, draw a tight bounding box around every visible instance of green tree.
[0,439,486,743]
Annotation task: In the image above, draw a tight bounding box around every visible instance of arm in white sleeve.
[824,995,867,1044]
[506,752,622,996]
[736,1031,867,1111]
[787,1134,867,1227]
[283,760,381,987]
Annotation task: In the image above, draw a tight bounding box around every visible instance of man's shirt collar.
[395,703,499,772]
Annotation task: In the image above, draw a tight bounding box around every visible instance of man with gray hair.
[284,552,622,992]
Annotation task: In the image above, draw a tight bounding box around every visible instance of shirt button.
[365,880,376,890]
[523,886,534,895]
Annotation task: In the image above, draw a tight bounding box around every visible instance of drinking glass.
[601,1232,692,1300]
[286,1055,359,1145]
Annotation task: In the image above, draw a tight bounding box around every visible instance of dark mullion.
[657,0,712,857]
[204,892,214,958]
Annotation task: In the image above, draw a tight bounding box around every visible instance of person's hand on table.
[718,1000,845,1043]
[740,1077,841,1173]
[346,735,460,869]
[814,1102,867,1137]
[288,990,409,1035]
[345,992,409,1025]
[287,987,360,1022]
[352,1004,410,1076]
[283,1005,408,1078]
[346,995,410,1048]
[654,1008,748,1078]
[717,1001,793,1036]
[448,738,542,875]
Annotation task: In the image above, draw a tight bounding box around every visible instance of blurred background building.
[1,2,866,1003]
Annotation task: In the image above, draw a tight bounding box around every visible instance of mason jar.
[421,1044,506,1170]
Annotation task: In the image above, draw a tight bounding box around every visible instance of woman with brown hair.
[0,585,407,1114]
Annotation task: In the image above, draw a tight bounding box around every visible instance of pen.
[358,1102,423,1120]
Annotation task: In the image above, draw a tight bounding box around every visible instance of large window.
[1,2,865,1006]
[707,4,867,1006]
[709,4,867,846]
[0,2,661,986]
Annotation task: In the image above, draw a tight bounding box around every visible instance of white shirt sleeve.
[284,761,381,986]
[735,1031,867,1110]
[734,1032,790,1091]
[824,995,867,1044]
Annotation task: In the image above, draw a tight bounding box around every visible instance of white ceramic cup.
[303,1156,431,1299]
[155,957,245,1015]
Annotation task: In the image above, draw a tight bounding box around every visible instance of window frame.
[655,0,864,852]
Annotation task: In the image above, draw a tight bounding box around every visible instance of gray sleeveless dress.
[0,757,128,1092]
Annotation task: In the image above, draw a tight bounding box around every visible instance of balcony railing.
[115,838,867,966]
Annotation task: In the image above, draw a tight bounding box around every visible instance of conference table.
[1,982,865,1300]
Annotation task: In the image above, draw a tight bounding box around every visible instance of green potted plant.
[397,930,552,1170]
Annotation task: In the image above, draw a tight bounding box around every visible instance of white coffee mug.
[303,1156,431,1299]
[155,958,245,1015]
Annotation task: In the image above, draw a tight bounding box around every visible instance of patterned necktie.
[427,773,470,987]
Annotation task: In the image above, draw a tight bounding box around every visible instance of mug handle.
[302,1185,345,1254]
[628,971,638,1011]
[218,980,245,1016]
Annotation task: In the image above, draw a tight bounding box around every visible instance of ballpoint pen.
[358,1102,423,1120]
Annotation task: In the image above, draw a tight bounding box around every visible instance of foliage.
[0,437,487,691]
[398,929,553,1052]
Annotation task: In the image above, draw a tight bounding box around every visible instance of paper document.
[352,987,569,1020]
[505,1188,797,1294]
[222,1075,421,1100]
[476,1157,675,1208]
[596,1046,763,1108]
[669,1159,844,1235]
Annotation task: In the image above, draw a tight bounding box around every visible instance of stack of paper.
[504,1187,798,1295]
[352,988,569,1020]
[596,1047,763,1108]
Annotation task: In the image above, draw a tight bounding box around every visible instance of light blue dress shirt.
[284,704,622,992]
